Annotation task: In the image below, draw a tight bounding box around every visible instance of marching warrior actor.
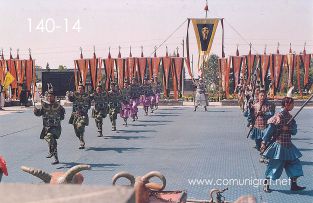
[193,77,208,112]
[108,81,122,131]
[247,88,275,152]
[67,83,91,149]
[34,88,65,164]
[142,78,154,115]
[152,77,162,110]
[235,77,245,112]
[130,78,141,121]
[91,83,108,137]
[120,80,131,126]
[261,88,305,192]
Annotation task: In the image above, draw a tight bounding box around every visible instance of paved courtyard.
[0,105,312,202]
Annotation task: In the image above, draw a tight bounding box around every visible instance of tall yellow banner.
[191,18,219,55]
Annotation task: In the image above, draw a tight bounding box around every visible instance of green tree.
[203,54,219,91]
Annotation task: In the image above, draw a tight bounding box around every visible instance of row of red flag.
[74,50,187,99]
[219,48,312,98]
[0,53,35,100]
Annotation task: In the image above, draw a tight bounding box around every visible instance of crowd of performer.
[235,77,306,192]
[33,77,162,165]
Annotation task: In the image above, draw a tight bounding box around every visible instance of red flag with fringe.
[104,56,115,90]
[296,55,302,96]
[152,57,161,78]
[127,57,136,81]
[75,59,89,87]
[173,57,184,91]
[272,54,284,92]
[286,53,295,88]
[261,54,270,85]
[162,57,171,97]
[219,57,230,98]
[301,51,311,87]
[88,56,101,90]
[25,59,34,91]
[245,54,255,84]
[137,57,147,83]
[231,56,243,89]
[116,57,125,89]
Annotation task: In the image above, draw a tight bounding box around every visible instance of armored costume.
[142,80,154,115]
[247,99,275,150]
[120,82,131,126]
[129,80,141,121]
[262,109,305,192]
[108,83,122,131]
[153,81,162,110]
[34,90,65,165]
[193,78,208,111]
[67,88,91,149]
[235,79,245,112]
[91,85,108,137]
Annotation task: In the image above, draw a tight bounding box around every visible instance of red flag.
[286,53,295,88]
[127,57,136,81]
[88,57,100,90]
[152,57,161,78]
[245,54,255,84]
[75,59,89,86]
[261,54,270,85]
[0,60,5,83]
[301,53,311,87]
[116,58,125,89]
[219,57,230,98]
[272,54,284,92]
[231,56,243,88]
[296,55,302,96]
[137,57,147,83]
[173,57,184,90]
[162,57,171,97]
[104,57,115,90]
[25,59,34,91]
[147,58,153,79]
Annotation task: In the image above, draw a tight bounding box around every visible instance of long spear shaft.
[287,93,313,124]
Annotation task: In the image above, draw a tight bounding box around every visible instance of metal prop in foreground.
[112,171,256,203]
[21,164,91,184]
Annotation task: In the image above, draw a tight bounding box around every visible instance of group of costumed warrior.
[235,77,306,192]
[33,76,161,165]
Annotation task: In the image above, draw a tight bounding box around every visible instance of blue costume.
[247,99,275,150]
[262,109,303,180]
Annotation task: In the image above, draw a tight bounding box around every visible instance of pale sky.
[0,0,312,71]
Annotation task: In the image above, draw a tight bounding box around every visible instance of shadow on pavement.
[103,135,147,140]
[137,120,173,123]
[152,114,179,117]
[273,189,313,196]
[117,129,157,133]
[86,147,142,153]
[56,162,120,170]
[130,124,166,127]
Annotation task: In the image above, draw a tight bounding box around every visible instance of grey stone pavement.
[0,105,312,202]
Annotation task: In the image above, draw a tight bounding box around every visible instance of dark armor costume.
[108,84,122,131]
[34,97,65,165]
[68,91,91,149]
[91,90,108,137]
